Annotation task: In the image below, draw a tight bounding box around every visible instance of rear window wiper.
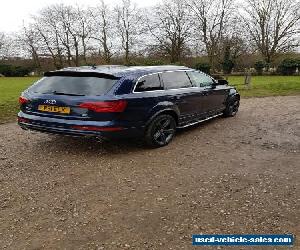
[51,91,85,96]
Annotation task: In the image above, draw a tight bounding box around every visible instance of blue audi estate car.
[18,65,240,147]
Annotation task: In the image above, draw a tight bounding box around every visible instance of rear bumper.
[17,111,144,139]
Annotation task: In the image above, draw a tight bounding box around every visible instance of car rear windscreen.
[29,76,119,96]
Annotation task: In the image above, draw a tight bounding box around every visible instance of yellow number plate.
[38,105,71,114]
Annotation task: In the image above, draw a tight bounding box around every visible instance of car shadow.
[37,134,147,155]
[35,117,223,155]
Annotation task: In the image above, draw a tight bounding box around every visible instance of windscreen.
[29,76,119,96]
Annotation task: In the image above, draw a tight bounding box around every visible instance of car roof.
[45,65,193,78]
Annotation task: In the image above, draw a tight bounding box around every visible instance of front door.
[187,71,227,117]
[160,71,199,125]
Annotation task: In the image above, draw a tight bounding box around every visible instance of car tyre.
[223,98,240,117]
[145,114,176,147]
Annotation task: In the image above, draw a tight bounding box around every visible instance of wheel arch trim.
[145,108,179,128]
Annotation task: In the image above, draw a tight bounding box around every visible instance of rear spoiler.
[44,71,120,80]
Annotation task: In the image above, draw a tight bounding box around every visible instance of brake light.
[79,100,127,113]
[19,96,28,105]
[71,125,124,131]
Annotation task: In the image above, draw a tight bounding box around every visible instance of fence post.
[244,70,252,89]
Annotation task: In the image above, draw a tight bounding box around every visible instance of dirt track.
[0,96,299,250]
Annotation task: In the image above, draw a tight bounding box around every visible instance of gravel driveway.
[0,96,299,250]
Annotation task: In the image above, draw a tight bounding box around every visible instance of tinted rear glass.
[161,71,192,90]
[29,76,119,96]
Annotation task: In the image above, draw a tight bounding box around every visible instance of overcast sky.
[0,0,160,33]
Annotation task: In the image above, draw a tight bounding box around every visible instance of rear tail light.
[19,96,29,105]
[71,125,124,131]
[79,100,127,113]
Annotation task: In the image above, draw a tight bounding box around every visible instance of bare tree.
[32,4,93,68]
[0,32,17,60]
[54,5,78,66]
[115,0,145,64]
[149,0,192,63]
[19,25,41,69]
[90,1,114,63]
[0,32,6,59]
[76,7,93,65]
[0,32,11,59]
[6,0,300,71]
[186,0,235,70]
[242,0,300,64]
[219,16,248,73]
[33,6,65,68]
[0,33,4,50]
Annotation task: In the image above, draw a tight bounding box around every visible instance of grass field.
[0,77,40,123]
[0,76,299,123]
[228,75,300,97]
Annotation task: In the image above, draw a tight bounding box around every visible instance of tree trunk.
[125,30,129,64]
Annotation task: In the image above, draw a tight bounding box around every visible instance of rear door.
[160,71,198,125]
[121,73,165,126]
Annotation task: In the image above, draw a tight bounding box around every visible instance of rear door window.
[161,71,192,90]
[29,76,119,96]
[134,73,162,92]
[187,71,214,87]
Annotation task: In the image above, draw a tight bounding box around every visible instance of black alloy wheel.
[224,99,240,117]
[145,114,176,147]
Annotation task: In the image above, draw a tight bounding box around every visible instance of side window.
[161,71,192,90]
[134,74,162,92]
[187,71,214,87]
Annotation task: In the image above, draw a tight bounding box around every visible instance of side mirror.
[217,79,228,85]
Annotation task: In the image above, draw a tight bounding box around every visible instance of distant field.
[228,75,300,97]
[0,76,299,123]
[0,77,40,123]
